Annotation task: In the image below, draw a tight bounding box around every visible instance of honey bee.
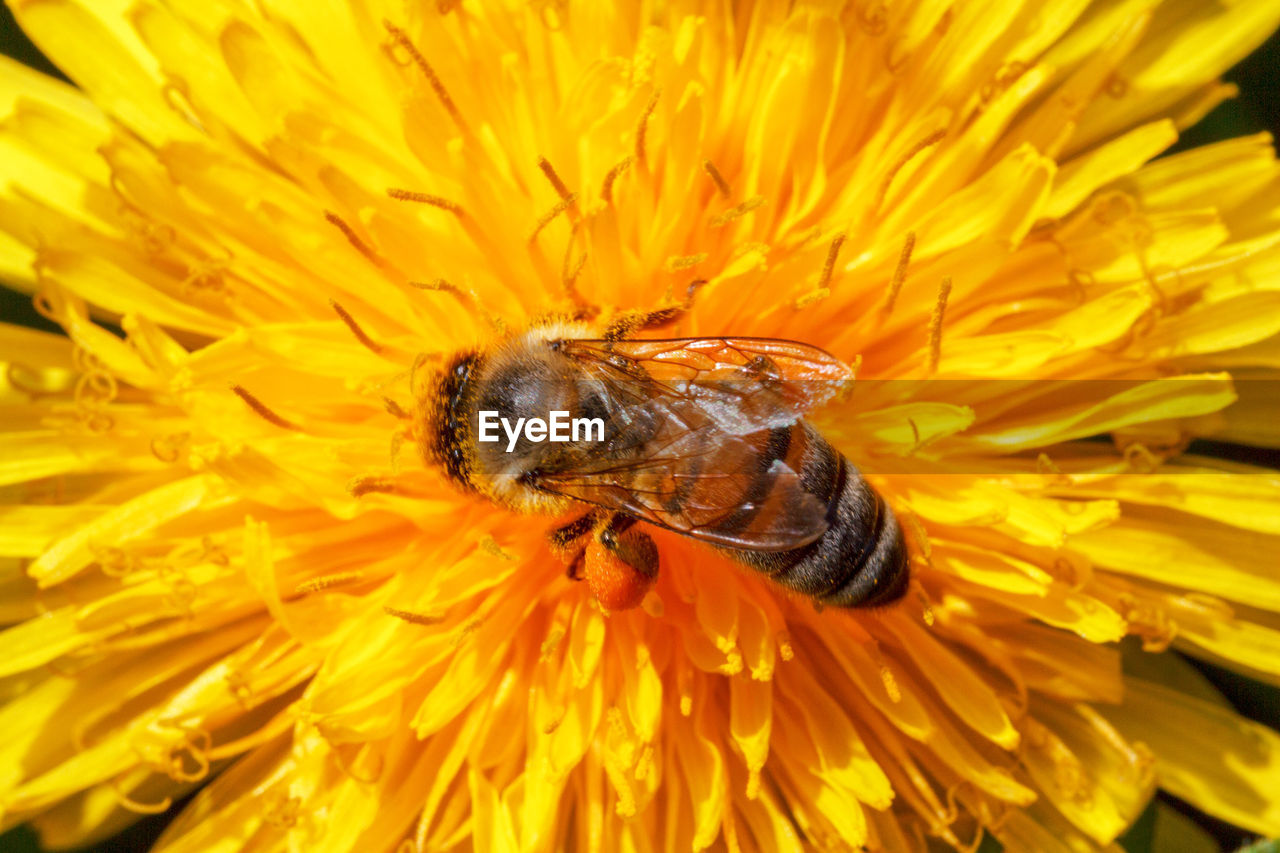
[418,320,908,611]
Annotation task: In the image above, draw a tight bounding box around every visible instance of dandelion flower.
[3,1,1280,851]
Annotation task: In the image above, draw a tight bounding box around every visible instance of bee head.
[422,351,481,487]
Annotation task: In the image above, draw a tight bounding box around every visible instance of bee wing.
[533,406,831,551]
[529,337,850,551]
[554,337,853,429]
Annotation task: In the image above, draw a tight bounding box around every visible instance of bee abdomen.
[813,470,910,607]
[732,436,909,608]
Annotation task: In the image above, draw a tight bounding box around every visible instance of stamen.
[540,628,565,659]
[927,276,952,373]
[542,707,566,734]
[634,743,655,781]
[389,430,405,472]
[875,130,946,213]
[386,187,464,216]
[479,535,514,561]
[776,630,795,661]
[537,156,575,204]
[563,247,589,290]
[666,253,707,272]
[603,749,639,818]
[409,279,505,331]
[600,155,634,202]
[293,571,365,595]
[819,232,845,290]
[857,0,889,35]
[150,432,190,464]
[1051,556,1087,590]
[384,397,411,419]
[880,664,902,703]
[794,289,826,310]
[330,299,386,355]
[1180,592,1235,620]
[452,616,483,646]
[904,511,933,561]
[348,475,399,497]
[1133,242,1170,316]
[529,194,579,243]
[74,371,117,416]
[111,777,173,815]
[880,231,916,317]
[329,741,385,784]
[792,234,845,308]
[225,669,254,707]
[181,258,228,295]
[383,605,446,626]
[165,726,212,783]
[262,794,301,829]
[409,351,433,400]
[634,90,660,162]
[702,159,732,199]
[677,659,694,715]
[709,195,765,227]
[324,211,385,268]
[32,287,59,323]
[231,385,302,431]
[382,21,468,132]
[913,579,936,626]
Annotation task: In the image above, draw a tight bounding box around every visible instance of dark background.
[2,5,1279,852]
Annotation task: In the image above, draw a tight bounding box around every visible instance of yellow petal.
[1100,677,1280,836]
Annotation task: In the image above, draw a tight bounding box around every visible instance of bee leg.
[566,551,586,582]
[603,279,707,340]
[548,512,599,579]
[584,513,659,611]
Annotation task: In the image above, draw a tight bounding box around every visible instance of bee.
[418,320,908,612]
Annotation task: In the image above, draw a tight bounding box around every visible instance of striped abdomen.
[711,422,910,608]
